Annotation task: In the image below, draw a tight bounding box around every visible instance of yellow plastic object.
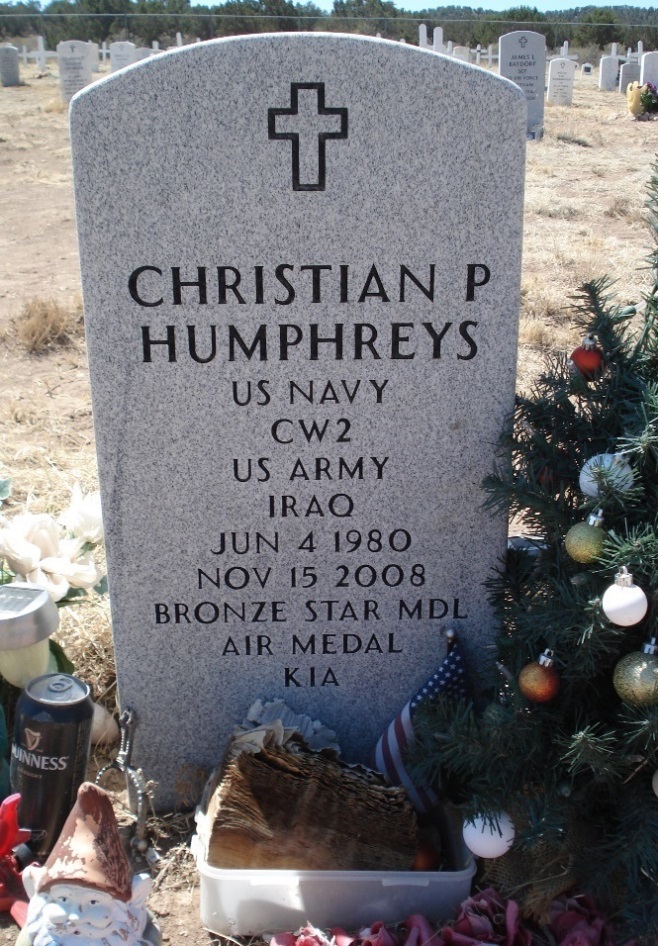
[627,81,644,117]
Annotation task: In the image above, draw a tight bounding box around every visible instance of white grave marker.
[619,61,640,92]
[641,51,658,86]
[498,31,546,139]
[36,36,46,72]
[57,41,92,102]
[87,41,99,73]
[547,57,577,105]
[0,44,20,87]
[70,35,526,809]
[110,41,136,72]
[599,55,619,91]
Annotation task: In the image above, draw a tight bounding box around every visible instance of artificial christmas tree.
[411,170,658,942]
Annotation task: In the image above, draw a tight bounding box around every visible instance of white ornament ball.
[652,769,658,798]
[462,812,515,858]
[602,576,648,627]
[580,453,633,498]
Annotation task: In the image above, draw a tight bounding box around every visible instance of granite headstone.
[619,61,640,92]
[87,41,99,73]
[547,57,577,105]
[0,44,20,87]
[599,55,620,91]
[110,41,136,72]
[35,36,46,72]
[498,31,546,138]
[640,51,658,86]
[70,34,526,809]
[57,41,92,102]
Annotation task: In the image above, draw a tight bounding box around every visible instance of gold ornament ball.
[613,652,658,707]
[565,522,605,563]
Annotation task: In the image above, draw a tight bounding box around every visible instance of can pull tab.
[96,709,154,853]
[47,676,74,694]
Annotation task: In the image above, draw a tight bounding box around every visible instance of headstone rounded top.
[71,32,527,109]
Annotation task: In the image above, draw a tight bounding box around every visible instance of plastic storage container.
[192,833,476,936]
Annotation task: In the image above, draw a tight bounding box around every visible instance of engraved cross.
[268,83,348,192]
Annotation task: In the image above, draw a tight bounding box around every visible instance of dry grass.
[14,295,84,353]
[42,96,66,113]
[518,313,575,351]
[556,131,592,148]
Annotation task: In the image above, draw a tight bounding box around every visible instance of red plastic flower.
[548,893,617,946]
[444,888,532,946]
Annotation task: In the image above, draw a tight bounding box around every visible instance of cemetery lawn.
[1,62,658,945]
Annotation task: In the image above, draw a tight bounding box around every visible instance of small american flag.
[374,635,471,813]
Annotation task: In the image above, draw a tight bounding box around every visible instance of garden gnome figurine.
[17,782,159,946]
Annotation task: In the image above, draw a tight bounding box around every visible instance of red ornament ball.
[570,335,604,381]
[519,651,560,703]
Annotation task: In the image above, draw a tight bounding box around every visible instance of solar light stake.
[0,584,59,688]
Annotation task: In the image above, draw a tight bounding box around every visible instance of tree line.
[1,1,657,52]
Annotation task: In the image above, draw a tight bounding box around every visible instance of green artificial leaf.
[94,575,108,595]
[49,640,74,675]
[57,587,87,604]
[0,568,14,586]
[0,479,11,504]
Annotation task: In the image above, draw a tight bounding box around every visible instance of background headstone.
[433,27,444,53]
[452,45,471,62]
[498,31,546,139]
[581,62,593,75]
[35,36,46,72]
[70,34,526,809]
[619,60,640,92]
[87,41,99,73]
[133,48,152,62]
[0,44,20,87]
[547,57,577,105]
[599,55,620,91]
[110,41,136,72]
[640,50,658,86]
[57,41,92,102]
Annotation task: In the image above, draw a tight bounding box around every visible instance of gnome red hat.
[33,782,133,902]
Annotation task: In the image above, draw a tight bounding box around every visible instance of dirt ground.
[1,54,658,946]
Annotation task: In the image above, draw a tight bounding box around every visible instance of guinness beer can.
[10,673,93,859]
